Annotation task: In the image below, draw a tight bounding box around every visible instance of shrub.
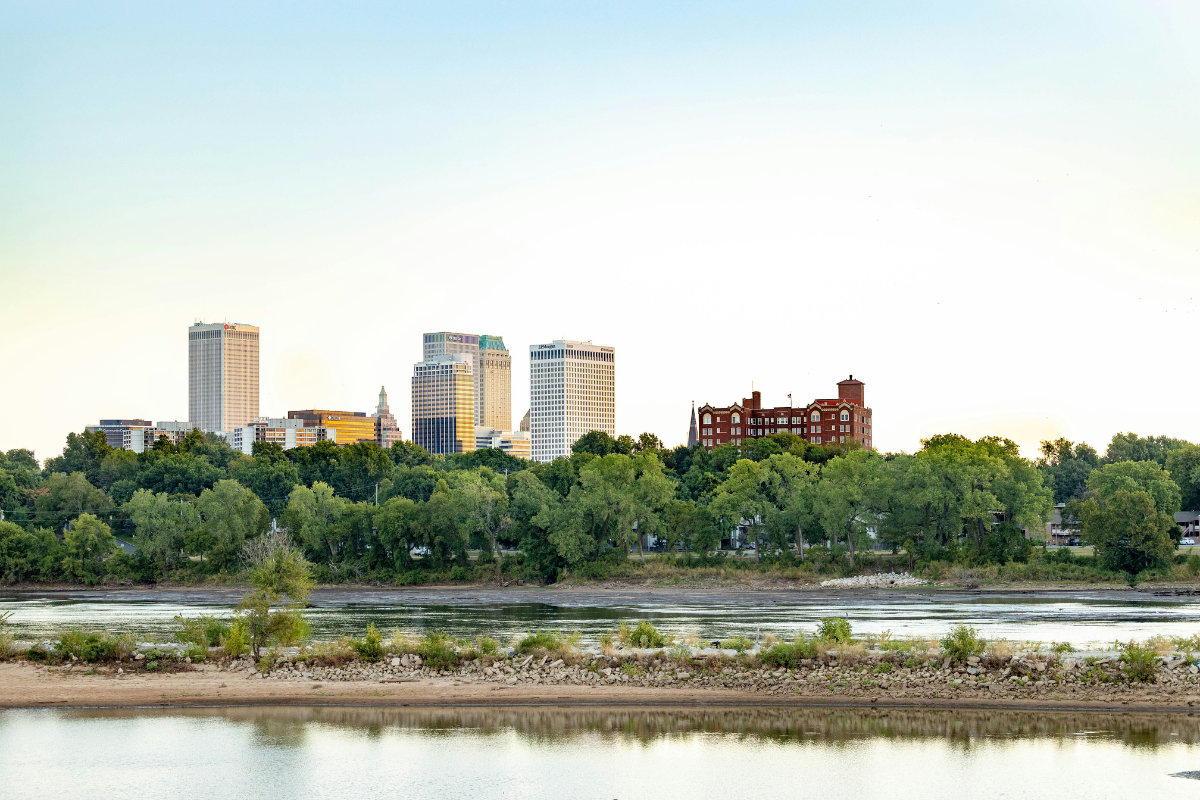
[58,630,120,663]
[939,624,986,662]
[352,623,385,662]
[174,614,230,648]
[304,638,354,667]
[1119,640,1159,682]
[517,631,563,654]
[476,636,499,655]
[220,619,251,658]
[416,631,460,670]
[759,638,817,668]
[1051,641,1077,656]
[720,635,754,653]
[816,618,852,644]
[0,611,13,660]
[618,620,667,649]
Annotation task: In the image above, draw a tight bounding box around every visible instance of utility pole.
[375,483,379,506]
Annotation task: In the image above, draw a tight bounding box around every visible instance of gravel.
[819,572,928,588]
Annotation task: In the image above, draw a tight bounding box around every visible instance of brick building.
[694,376,874,451]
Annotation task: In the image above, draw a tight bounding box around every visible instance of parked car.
[1181,538,1196,546]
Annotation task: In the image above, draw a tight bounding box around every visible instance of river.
[3,586,1200,648]
[3,705,1200,798]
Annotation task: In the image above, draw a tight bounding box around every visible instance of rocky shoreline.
[195,647,1200,706]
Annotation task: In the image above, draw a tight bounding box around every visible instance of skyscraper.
[188,321,259,433]
[422,331,510,429]
[529,339,615,463]
[411,354,476,454]
[373,386,403,449]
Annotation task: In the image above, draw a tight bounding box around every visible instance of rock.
[117,667,124,674]
[966,667,980,675]
[134,653,145,661]
[819,572,928,588]
[967,656,980,666]
[391,657,400,666]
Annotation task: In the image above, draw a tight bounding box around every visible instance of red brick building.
[694,376,874,451]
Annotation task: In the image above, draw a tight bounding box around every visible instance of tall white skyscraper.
[422,331,511,429]
[188,321,259,433]
[529,339,615,462]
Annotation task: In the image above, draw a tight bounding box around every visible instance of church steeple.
[376,385,389,415]
[687,401,698,448]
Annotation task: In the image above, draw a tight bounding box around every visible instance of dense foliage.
[0,425,1193,585]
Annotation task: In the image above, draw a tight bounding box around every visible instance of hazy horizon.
[3,1,1198,464]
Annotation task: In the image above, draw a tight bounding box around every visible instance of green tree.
[1037,438,1100,504]
[508,470,567,581]
[44,430,112,484]
[1075,490,1175,574]
[282,481,347,562]
[627,453,676,563]
[62,513,116,584]
[414,480,469,567]
[572,431,623,457]
[814,450,884,563]
[194,480,269,570]
[33,472,113,530]
[374,495,419,569]
[127,490,199,578]
[237,533,314,656]
[1104,433,1190,467]
[1083,460,1182,516]
[1165,444,1200,512]
[763,453,821,559]
[231,443,301,516]
[710,459,771,559]
[451,469,511,577]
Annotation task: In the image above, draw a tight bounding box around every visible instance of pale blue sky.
[2,1,1198,461]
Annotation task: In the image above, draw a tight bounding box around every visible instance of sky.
[2,1,1198,465]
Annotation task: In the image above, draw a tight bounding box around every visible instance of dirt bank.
[5,658,1199,714]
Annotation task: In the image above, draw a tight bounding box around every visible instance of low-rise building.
[1177,511,1199,540]
[288,409,376,447]
[474,427,532,460]
[87,419,199,452]
[226,417,336,455]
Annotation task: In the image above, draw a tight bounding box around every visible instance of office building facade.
[288,409,377,446]
[529,339,615,463]
[188,321,259,433]
[87,420,199,453]
[411,354,476,454]
[475,427,532,460]
[695,376,873,451]
[226,418,336,455]
[422,331,511,429]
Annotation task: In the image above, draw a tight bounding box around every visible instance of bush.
[759,637,818,668]
[174,614,230,648]
[720,635,754,653]
[0,611,13,660]
[1119,640,1159,682]
[304,638,354,667]
[220,618,251,658]
[476,636,499,655]
[618,620,667,649]
[57,630,121,663]
[816,618,852,644]
[939,624,986,662]
[416,631,460,670]
[352,623,385,662]
[516,631,562,654]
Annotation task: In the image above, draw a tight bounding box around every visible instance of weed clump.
[1119,640,1159,682]
[220,619,251,658]
[352,623,385,662]
[759,637,818,669]
[517,631,563,654]
[57,630,122,663]
[719,635,754,653]
[416,631,460,670]
[939,624,986,662]
[816,618,853,644]
[173,614,230,648]
[0,612,14,660]
[618,620,668,649]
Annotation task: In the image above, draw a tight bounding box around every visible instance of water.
[4,587,1200,648]
[4,706,1200,799]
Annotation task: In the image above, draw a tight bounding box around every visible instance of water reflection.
[55,705,1200,747]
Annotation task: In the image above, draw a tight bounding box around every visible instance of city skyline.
[4,2,1199,463]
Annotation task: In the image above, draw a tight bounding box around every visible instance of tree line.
[0,426,1195,585]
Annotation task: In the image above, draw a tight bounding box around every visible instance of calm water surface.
[3,588,1200,647]
[3,706,1200,799]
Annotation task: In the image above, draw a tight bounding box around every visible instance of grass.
[719,635,754,653]
[173,614,230,648]
[0,611,13,660]
[618,620,669,649]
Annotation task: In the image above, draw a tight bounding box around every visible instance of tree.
[1075,490,1175,574]
[1104,433,1190,467]
[44,430,111,485]
[627,453,676,563]
[414,480,469,567]
[568,454,638,562]
[387,440,435,467]
[237,535,314,657]
[814,450,884,563]
[1165,444,1200,513]
[710,459,771,559]
[763,453,820,559]
[232,443,301,517]
[572,431,623,457]
[633,432,664,454]
[282,482,347,562]
[0,521,63,583]
[62,513,115,584]
[136,452,224,496]
[451,469,511,577]
[374,496,419,569]
[127,489,199,578]
[194,480,269,571]
[33,472,113,530]
[1083,460,1181,517]
[1037,438,1100,504]
[508,470,568,582]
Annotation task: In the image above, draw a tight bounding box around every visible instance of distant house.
[1034,503,1080,546]
[113,538,138,556]
[1176,512,1200,539]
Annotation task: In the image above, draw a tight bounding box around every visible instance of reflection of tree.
[64,706,1200,749]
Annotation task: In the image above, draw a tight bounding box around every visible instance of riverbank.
[5,647,1200,713]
